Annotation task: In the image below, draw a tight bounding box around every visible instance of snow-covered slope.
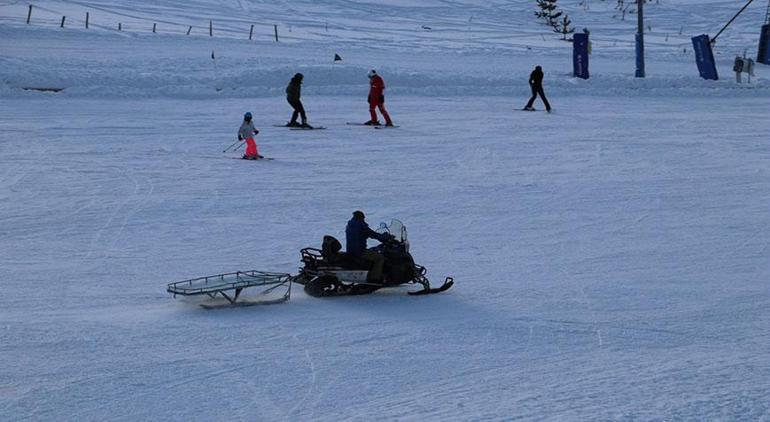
[1,1,769,421]
[1,0,768,97]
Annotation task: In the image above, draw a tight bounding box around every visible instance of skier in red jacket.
[365,69,394,126]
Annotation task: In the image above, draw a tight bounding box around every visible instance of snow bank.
[2,48,768,99]
[2,0,768,99]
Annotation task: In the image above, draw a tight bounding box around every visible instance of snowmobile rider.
[285,73,312,128]
[238,112,261,159]
[365,69,394,126]
[523,65,551,112]
[345,210,394,282]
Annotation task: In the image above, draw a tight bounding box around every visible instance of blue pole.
[635,0,645,77]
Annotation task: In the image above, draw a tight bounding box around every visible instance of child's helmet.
[244,112,252,120]
[367,69,377,78]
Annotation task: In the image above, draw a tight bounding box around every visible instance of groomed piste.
[1,0,769,420]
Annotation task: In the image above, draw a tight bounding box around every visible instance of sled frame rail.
[167,270,293,305]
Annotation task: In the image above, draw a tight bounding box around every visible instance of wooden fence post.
[60,16,65,28]
[249,24,254,40]
[187,25,192,35]
[209,20,212,36]
[153,23,156,33]
[274,24,279,42]
[26,5,32,24]
[85,12,89,29]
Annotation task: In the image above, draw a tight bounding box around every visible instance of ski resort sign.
[573,33,590,79]
[692,34,719,80]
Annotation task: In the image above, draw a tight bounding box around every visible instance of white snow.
[1,0,770,420]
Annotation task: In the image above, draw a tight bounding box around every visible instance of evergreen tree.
[535,0,561,25]
[534,0,550,19]
[553,14,575,40]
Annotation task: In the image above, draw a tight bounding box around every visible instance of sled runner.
[167,270,293,308]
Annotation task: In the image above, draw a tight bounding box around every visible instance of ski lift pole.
[635,0,645,77]
[712,0,757,43]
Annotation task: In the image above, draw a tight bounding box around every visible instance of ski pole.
[223,139,241,152]
[234,141,245,151]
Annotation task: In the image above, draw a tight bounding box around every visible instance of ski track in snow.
[1,95,768,420]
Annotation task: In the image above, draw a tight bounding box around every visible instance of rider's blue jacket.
[345,218,389,256]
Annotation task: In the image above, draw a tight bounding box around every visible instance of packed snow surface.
[1,0,769,420]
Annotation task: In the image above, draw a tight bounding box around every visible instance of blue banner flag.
[758,24,770,65]
[573,33,589,79]
[635,33,645,77]
[692,34,718,80]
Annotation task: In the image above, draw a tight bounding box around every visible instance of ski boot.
[364,120,381,126]
[286,121,301,127]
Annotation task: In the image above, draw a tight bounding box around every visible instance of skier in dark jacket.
[523,65,551,112]
[345,210,393,282]
[285,73,311,128]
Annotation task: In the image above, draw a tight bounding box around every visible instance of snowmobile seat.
[334,252,371,270]
[320,235,370,270]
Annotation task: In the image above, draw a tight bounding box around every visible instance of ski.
[346,122,399,128]
[408,277,454,295]
[274,124,326,130]
[346,122,381,127]
[231,156,274,161]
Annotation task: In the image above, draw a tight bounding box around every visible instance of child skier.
[238,112,262,160]
[365,69,394,126]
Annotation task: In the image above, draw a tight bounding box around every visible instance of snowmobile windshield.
[377,219,407,242]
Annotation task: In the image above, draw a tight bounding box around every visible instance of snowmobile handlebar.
[380,233,399,246]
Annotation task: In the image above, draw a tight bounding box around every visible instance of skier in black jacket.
[285,73,312,128]
[523,65,551,112]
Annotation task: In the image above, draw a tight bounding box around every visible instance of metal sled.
[167,270,293,308]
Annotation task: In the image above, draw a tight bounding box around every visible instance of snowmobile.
[294,219,454,297]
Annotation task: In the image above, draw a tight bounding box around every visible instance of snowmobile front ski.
[408,277,454,295]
